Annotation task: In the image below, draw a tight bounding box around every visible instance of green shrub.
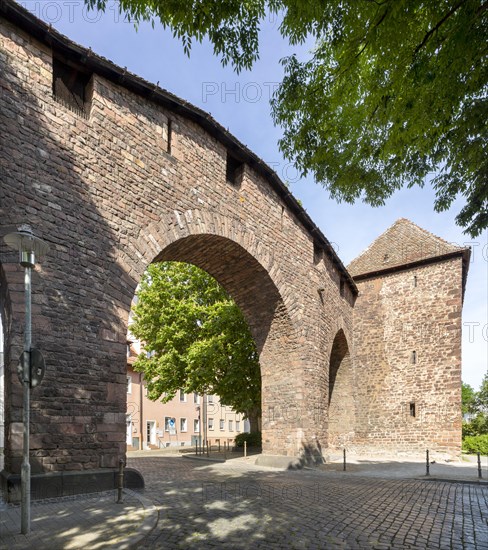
[462,434,488,455]
[463,413,488,438]
[235,431,262,448]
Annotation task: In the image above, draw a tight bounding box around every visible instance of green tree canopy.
[87,0,487,236]
[462,382,477,415]
[476,372,488,413]
[129,261,261,431]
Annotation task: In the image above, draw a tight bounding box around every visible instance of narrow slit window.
[166,119,172,154]
[413,275,418,287]
[409,403,416,417]
[340,279,345,298]
[411,350,417,364]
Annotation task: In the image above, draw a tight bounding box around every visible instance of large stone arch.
[328,329,355,448]
[0,3,357,497]
[117,221,302,456]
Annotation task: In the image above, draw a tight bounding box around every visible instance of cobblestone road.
[127,456,488,549]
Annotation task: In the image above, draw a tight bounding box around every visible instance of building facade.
[126,342,249,450]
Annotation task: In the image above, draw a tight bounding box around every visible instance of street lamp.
[3,225,49,534]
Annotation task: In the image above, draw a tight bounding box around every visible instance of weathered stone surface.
[0,3,468,483]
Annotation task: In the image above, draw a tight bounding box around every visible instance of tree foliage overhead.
[273,1,487,238]
[86,1,487,236]
[129,262,261,426]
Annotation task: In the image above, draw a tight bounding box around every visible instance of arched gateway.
[0,1,469,499]
[0,1,356,496]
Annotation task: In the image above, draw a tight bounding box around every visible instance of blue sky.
[29,1,487,390]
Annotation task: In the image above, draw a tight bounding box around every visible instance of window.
[127,376,132,394]
[411,351,417,364]
[164,417,172,431]
[228,420,233,432]
[220,419,225,430]
[208,418,214,430]
[52,56,91,116]
[166,119,172,154]
[226,152,244,186]
[236,421,240,432]
[180,418,187,432]
[340,279,345,298]
[413,275,418,287]
[194,419,200,433]
[409,403,416,418]
[193,393,200,404]
[207,395,214,404]
[179,390,187,402]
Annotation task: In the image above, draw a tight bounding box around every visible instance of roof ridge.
[347,218,467,276]
[396,218,464,251]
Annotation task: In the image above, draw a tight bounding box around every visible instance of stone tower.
[341,219,470,455]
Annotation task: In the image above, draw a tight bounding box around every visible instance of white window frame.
[127,375,132,394]
[219,419,224,430]
[179,390,187,402]
[180,418,187,432]
[208,417,214,430]
[229,420,233,432]
[194,418,200,433]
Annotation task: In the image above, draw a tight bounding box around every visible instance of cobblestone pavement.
[0,489,149,550]
[128,455,488,550]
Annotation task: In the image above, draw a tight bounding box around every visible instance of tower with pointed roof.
[327,219,470,456]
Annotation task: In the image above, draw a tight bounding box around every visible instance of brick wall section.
[0,15,354,473]
[351,258,464,455]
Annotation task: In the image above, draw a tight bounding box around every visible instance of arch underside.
[154,234,288,354]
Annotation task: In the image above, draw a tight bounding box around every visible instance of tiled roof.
[348,218,466,277]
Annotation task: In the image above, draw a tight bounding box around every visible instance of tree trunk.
[247,407,261,434]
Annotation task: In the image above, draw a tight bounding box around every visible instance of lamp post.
[195,405,201,452]
[203,393,208,456]
[3,225,49,534]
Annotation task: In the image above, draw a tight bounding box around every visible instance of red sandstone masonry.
[0,5,468,477]
[0,11,353,473]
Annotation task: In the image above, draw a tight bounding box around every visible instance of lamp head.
[3,225,49,268]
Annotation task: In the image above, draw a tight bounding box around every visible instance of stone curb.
[116,489,159,549]
[181,454,226,463]
[416,476,488,486]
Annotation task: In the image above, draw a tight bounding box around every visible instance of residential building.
[126,342,249,450]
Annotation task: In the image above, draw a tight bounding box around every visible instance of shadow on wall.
[286,440,325,470]
[0,34,132,475]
